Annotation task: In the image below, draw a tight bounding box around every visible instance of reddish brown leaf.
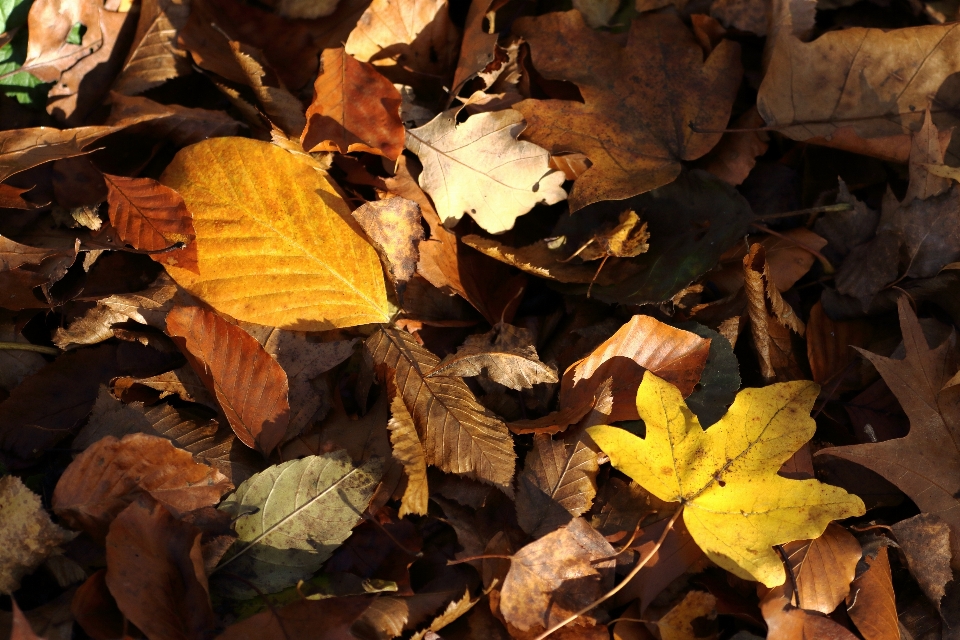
[761,586,859,640]
[52,433,232,541]
[846,546,900,640]
[103,173,199,273]
[301,47,405,161]
[0,184,40,209]
[216,595,375,639]
[105,497,216,640]
[9,600,42,640]
[166,306,291,454]
[72,570,125,640]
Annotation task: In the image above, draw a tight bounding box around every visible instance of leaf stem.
[0,341,60,355]
[753,203,852,220]
[533,504,685,640]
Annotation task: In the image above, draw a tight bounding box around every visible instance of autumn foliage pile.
[3,0,960,637]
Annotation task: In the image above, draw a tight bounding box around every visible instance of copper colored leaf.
[365,326,515,492]
[428,323,558,391]
[512,10,742,210]
[158,136,390,329]
[105,497,215,640]
[72,570,125,640]
[781,523,862,614]
[217,596,375,639]
[167,306,290,454]
[0,184,40,209]
[409,589,479,640]
[112,0,191,95]
[302,47,405,161]
[817,299,960,548]
[21,0,103,82]
[761,586,859,640]
[846,546,900,640]
[215,451,382,598]
[388,394,429,518]
[52,433,231,541]
[515,433,599,538]
[104,173,198,273]
[0,476,77,594]
[351,197,423,297]
[499,517,616,633]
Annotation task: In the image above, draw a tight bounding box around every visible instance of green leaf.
[0,0,32,33]
[65,22,86,45]
[214,451,383,598]
[0,29,50,107]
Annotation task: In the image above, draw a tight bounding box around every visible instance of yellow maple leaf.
[587,372,865,587]
[159,137,390,330]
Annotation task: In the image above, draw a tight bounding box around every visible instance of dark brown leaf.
[216,595,375,639]
[892,513,954,610]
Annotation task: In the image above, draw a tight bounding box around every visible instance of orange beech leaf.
[52,433,232,541]
[301,47,405,161]
[72,570,126,640]
[9,600,42,640]
[105,497,216,640]
[846,546,900,640]
[103,173,199,273]
[166,306,290,454]
[780,524,862,614]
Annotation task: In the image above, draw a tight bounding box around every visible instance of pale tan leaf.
[158,137,390,330]
[365,326,516,492]
[21,0,103,83]
[405,109,567,234]
[388,394,429,517]
[410,589,479,640]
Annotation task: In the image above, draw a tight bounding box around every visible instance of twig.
[0,341,59,355]
[447,554,514,565]
[533,504,684,640]
[753,203,852,221]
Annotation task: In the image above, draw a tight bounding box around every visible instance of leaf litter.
[2,0,960,638]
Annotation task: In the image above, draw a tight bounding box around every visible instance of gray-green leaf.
[214,451,383,598]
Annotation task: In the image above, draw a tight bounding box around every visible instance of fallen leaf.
[105,497,216,640]
[8,600,42,640]
[499,517,616,633]
[701,106,770,186]
[301,47,404,161]
[409,589,478,640]
[761,585,860,640]
[214,451,382,598]
[20,0,103,83]
[351,197,423,299]
[344,0,459,82]
[158,136,391,329]
[113,364,219,411]
[891,513,954,610]
[103,173,198,273]
[427,322,558,391]
[656,591,718,640]
[72,570,125,640]
[905,110,952,204]
[846,546,900,640]
[217,595,375,639]
[365,325,516,492]
[167,305,291,454]
[111,0,191,95]
[0,475,77,594]
[780,524,862,614]
[0,184,41,209]
[105,92,245,146]
[228,39,307,137]
[52,432,232,541]
[817,299,960,551]
[566,209,650,263]
[512,10,742,210]
[405,108,567,234]
[515,433,599,538]
[388,393,429,517]
[588,372,865,587]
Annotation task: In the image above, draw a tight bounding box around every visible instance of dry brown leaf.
[105,497,215,640]
[227,39,306,137]
[0,476,77,594]
[780,524,862,614]
[105,92,244,146]
[301,47,405,161]
[21,0,104,83]
[388,393,429,517]
[52,433,231,541]
[499,517,616,633]
[656,591,718,640]
[104,173,198,273]
[891,513,954,610]
[405,108,567,234]
[761,585,860,639]
[167,306,290,454]
[569,209,650,262]
[515,433,599,538]
[906,110,953,204]
[846,546,900,640]
[744,243,805,382]
[428,323,558,391]
[351,197,423,299]
[112,0,191,95]
[461,235,629,285]
[113,364,219,410]
[365,325,516,492]
[409,589,479,640]
[512,10,742,210]
[701,107,770,186]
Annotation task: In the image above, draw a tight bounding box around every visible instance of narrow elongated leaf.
[215,451,382,598]
[365,326,516,492]
[167,306,290,455]
[388,394,429,517]
[158,137,390,329]
[103,173,198,273]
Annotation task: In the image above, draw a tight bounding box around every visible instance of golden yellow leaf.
[159,137,390,330]
[587,372,864,587]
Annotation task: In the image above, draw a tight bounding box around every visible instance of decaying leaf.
[405,108,567,234]
[0,476,76,594]
[215,451,382,598]
[744,243,805,382]
[891,513,954,610]
[52,433,232,541]
[167,306,291,455]
[388,393,429,518]
[513,10,742,210]
[365,325,516,492]
[351,197,424,298]
[589,372,865,586]
[159,136,390,329]
[427,322,557,391]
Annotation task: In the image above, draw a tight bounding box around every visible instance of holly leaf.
[588,371,865,587]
